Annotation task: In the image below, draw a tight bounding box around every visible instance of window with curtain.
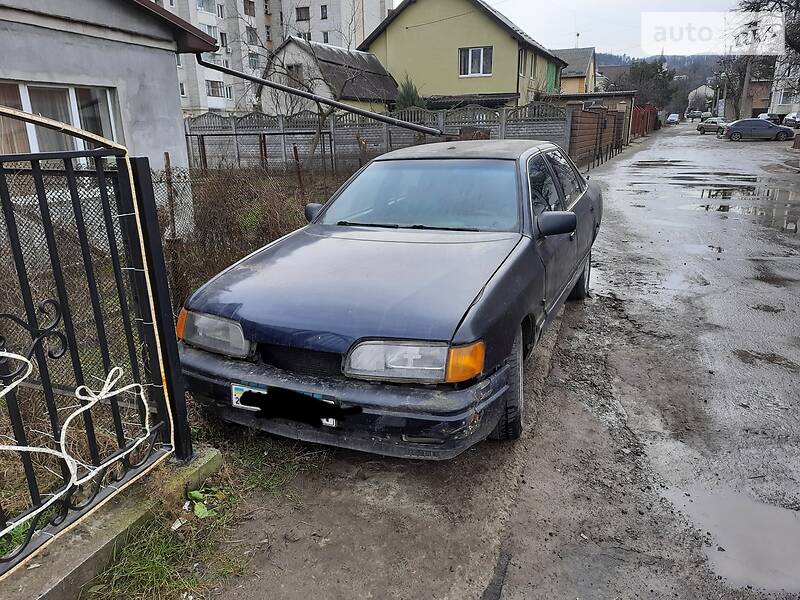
[28,86,75,152]
[0,82,30,154]
[76,87,114,149]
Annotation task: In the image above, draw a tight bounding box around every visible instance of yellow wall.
[365,0,558,102]
[561,76,586,94]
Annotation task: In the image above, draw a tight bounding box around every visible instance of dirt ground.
[213,124,800,599]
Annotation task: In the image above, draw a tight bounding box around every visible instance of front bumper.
[179,344,510,460]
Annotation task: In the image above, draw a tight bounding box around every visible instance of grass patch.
[83,406,327,600]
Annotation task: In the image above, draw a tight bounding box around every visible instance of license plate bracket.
[231,383,337,427]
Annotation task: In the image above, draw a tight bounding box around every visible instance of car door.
[545,149,588,279]
[527,153,572,311]
[752,120,771,139]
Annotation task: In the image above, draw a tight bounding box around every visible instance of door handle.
[570,232,576,241]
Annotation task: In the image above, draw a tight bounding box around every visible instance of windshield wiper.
[408,224,480,232]
[336,221,400,228]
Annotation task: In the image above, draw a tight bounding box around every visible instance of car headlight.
[344,340,484,383]
[177,309,251,358]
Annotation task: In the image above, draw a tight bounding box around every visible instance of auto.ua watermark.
[641,11,785,56]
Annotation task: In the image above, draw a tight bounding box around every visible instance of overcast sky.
[393,0,742,58]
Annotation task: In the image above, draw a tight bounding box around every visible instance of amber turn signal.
[176,308,188,340]
[446,341,485,383]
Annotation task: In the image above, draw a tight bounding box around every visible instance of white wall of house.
[0,1,188,168]
[260,41,333,114]
[769,55,800,115]
[277,0,387,48]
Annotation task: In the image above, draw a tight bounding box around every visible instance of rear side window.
[545,151,583,205]
[527,155,561,216]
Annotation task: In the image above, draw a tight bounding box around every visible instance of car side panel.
[451,238,543,372]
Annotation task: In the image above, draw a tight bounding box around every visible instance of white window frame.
[459,46,493,78]
[216,3,224,18]
[322,31,329,44]
[225,85,233,100]
[321,4,328,20]
[179,82,186,97]
[14,82,121,153]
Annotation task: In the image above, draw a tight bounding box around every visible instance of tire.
[776,131,789,141]
[490,329,523,441]
[730,131,742,141]
[699,129,706,135]
[568,251,591,301]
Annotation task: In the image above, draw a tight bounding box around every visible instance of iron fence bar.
[129,157,192,460]
[0,169,45,504]
[196,54,443,137]
[29,160,101,471]
[0,148,125,163]
[95,162,144,426]
[63,159,128,451]
[112,158,170,441]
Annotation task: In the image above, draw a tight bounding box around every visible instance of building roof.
[597,64,630,83]
[126,0,217,53]
[271,37,399,103]
[425,92,519,109]
[552,47,595,78]
[376,139,557,161]
[357,0,567,67]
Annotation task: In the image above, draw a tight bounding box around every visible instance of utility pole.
[740,56,753,120]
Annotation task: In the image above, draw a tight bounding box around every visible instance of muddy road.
[217,123,800,599]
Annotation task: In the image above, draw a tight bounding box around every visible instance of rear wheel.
[776,131,789,141]
[568,251,592,301]
[490,329,523,441]
[730,131,742,141]
[699,129,706,134]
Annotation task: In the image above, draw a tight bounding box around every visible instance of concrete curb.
[0,445,222,600]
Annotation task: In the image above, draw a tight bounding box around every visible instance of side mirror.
[304,203,323,223]
[537,211,577,237]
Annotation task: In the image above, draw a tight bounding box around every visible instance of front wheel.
[699,129,706,135]
[730,131,743,141]
[490,329,523,441]
[776,131,789,141]
[568,251,592,301]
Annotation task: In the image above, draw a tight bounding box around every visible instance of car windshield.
[319,159,520,232]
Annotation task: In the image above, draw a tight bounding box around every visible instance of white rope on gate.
[0,352,153,543]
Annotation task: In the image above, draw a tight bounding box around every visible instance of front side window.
[319,159,519,232]
[296,6,310,21]
[459,46,492,77]
[528,155,561,216]
[545,151,582,205]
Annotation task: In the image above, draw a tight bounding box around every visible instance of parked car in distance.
[178,140,603,460]
[687,110,702,120]
[757,113,783,124]
[667,113,680,125]
[700,111,712,121]
[783,112,799,128]
[697,117,730,135]
[723,118,796,141]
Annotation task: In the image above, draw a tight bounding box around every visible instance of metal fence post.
[329,116,337,175]
[232,117,241,167]
[382,121,390,152]
[278,115,288,170]
[129,157,193,461]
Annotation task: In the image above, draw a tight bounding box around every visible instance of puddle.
[751,304,784,313]
[666,485,800,592]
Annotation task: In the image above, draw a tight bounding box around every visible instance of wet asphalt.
[216,123,800,600]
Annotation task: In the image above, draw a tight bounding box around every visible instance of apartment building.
[157,0,388,115]
[159,0,270,115]
[273,0,389,49]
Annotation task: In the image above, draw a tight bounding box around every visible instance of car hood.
[186,225,522,354]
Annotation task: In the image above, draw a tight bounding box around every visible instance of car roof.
[373,140,559,161]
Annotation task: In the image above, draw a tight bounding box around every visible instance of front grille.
[259,344,344,378]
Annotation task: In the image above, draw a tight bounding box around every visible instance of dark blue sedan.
[178,140,602,459]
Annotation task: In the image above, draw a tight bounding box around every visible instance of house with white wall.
[0,0,216,168]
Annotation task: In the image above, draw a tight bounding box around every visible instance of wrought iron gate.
[0,109,189,577]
